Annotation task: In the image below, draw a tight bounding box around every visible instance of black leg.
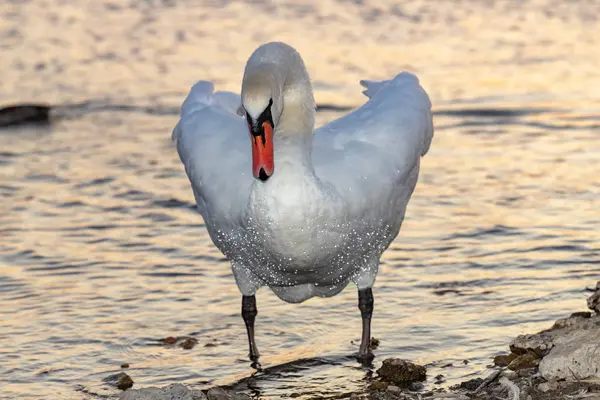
[358,288,374,361]
[241,295,260,364]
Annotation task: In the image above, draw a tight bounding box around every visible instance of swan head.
[241,66,283,183]
[241,42,315,183]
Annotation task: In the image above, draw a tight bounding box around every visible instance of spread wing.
[172,81,252,224]
[313,72,434,218]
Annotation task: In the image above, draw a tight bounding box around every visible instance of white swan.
[172,42,434,362]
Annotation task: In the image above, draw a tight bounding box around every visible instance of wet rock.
[376,358,426,384]
[104,372,134,390]
[386,385,400,394]
[408,381,424,392]
[368,381,388,390]
[569,311,592,319]
[161,336,178,345]
[458,378,483,391]
[207,388,230,400]
[369,337,380,350]
[119,383,207,400]
[537,379,559,393]
[539,326,600,380]
[509,333,554,357]
[507,351,540,371]
[206,387,250,400]
[500,370,517,380]
[434,374,445,384]
[121,363,130,368]
[493,352,518,367]
[551,312,592,330]
[588,281,600,314]
[517,367,536,377]
[160,336,199,349]
[180,338,198,350]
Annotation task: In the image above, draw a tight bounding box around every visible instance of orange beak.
[250,121,274,181]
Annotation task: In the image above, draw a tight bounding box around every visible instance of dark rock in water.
[369,337,380,350]
[0,104,51,127]
[161,336,178,345]
[180,338,198,350]
[120,383,207,400]
[103,372,134,390]
[507,351,540,371]
[493,352,518,367]
[376,358,426,384]
[121,363,130,368]
[459,377,484,391]
[159,336,198,349]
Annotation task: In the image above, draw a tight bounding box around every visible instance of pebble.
[507,352,540,371]
[500,370,517,380]
[103,372,134,390]
[387,385,400,393]
[537,380,559,393]
[180,338,198,350]
[161,336,177,345]
[369,337,381,350]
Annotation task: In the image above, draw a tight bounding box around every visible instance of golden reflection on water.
[1,1,600,106]
[1,0,599,399]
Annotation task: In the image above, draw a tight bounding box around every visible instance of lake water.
[1,0,599,399]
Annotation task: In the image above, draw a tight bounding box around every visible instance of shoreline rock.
[103,372,134,391]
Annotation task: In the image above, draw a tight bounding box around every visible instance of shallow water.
[1,1,599,399]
